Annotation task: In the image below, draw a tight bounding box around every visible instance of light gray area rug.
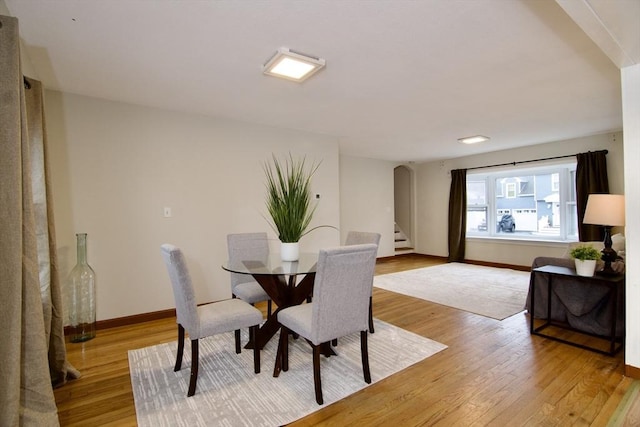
[374,262,530,320]
[129,319,446,426]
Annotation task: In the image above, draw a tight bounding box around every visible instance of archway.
[394,165,414,253]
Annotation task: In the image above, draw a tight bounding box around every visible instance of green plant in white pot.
[569,244,601,277]
[264,154,322,261]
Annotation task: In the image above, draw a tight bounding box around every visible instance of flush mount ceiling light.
[263,47,326,82]
[458,135,490,144]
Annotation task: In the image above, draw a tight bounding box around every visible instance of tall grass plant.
[264,154,320,243]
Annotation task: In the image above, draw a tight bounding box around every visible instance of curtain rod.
[462,149,608,172]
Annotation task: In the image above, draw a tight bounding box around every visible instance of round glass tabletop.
[222,252,318,276]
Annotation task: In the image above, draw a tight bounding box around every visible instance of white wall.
[415,132,624,267]
[622,64,639,371]
[339,155,396,257]
[45,91,340,321]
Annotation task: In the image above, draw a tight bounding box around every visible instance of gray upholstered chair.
[277,244,378,405]
[345,231,381,333]
[227,233,272,352]
[160,244,262,397]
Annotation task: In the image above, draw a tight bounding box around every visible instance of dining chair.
[345,231,381,333]
[277,243,378,405]
[227,232,272,352]
[160,244,262,397]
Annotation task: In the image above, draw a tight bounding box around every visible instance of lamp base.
[600,225,619,275]
[599,263,619,276]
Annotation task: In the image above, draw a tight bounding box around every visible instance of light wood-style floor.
[54,254,635,426]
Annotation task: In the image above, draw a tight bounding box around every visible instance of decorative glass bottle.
[68,233,96,342]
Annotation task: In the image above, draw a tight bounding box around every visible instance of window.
[466,162,577,241]
[467,180,488,231]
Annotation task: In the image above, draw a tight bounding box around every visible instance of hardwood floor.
[54,254,633,426]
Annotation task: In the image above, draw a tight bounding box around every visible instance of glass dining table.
[222,252,334,376]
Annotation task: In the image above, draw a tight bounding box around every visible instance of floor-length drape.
[576,150,609,242]
[1,15,76,426]
[24,77,79,388]
[448,169,467,262]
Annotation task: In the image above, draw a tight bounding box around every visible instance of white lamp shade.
[583,194,625,226]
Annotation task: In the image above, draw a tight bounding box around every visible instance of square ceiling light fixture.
[263,47,326,82]
[458,135,490,144]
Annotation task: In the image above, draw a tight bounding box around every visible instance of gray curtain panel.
[1,14,77,426]
[448,168,467,262]
[576,150,609,242]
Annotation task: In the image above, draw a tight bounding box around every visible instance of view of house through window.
[466,162,578,241]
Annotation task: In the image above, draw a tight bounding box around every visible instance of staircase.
[394,224,413,254]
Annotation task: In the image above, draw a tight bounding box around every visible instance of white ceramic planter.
[575,259,596,277]
[280,242,300,262]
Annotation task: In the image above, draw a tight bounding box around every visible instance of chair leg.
[279,327,289,372]
[235,329,241,354]
[174,324,185,372]
[313,345,323,405]
[232,294,242,353]
[368,296,375,333]
[187,339,199,397]
[267,300,272,318]
[250,325,260,374]
[360,331,371,384]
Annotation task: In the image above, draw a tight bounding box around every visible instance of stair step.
[395,247,414,255]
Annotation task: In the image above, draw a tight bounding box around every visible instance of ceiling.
[3,0,636,163]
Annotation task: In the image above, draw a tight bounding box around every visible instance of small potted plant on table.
[569,244,601,277]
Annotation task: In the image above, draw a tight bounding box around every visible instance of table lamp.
[583,194,625,275]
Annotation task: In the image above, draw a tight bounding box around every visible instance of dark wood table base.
[243,271,336,376]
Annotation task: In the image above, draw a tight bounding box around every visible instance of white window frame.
[551,173,560,191]
[466,161,577,242]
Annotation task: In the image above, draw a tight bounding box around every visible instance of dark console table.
[530,265,624,356]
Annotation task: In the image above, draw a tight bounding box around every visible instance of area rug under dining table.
[129,319,446,426]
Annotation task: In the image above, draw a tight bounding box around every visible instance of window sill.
[466,234,577,247]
